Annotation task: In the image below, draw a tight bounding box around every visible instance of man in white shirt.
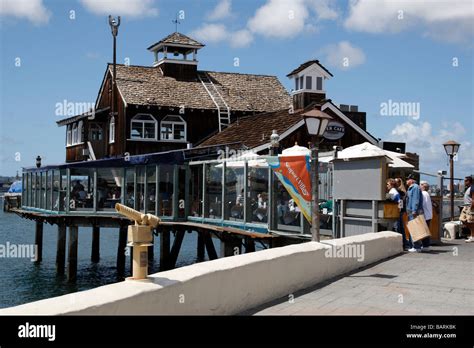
[420,181,432,251]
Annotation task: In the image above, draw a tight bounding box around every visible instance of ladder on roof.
[198,71,231,132]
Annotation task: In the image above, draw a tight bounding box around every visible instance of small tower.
[147,32,205,80]
[287,60,333,110]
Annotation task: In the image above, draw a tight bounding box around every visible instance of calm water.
[0,204,221,309]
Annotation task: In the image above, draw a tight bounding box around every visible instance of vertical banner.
[268,155,312,222]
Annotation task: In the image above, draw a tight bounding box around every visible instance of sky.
[0,0,473,181]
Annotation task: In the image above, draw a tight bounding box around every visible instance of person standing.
[461,176,474,242]
[420,181,432,251]
[395,178,412,250]
[406,175,424,252]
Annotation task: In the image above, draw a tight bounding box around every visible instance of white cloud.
[80,0,158,17]
[207,0,232,21]
[0,0,51,25]
[320,41,366,70]
[190,23,229,43]
[230,29,253,48]
[344,0,474,43]
[190,24,252,48]
[247,0,309,39]
[306,0,338,20]
[388,121,474,176]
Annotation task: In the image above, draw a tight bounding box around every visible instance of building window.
[130,114,157,140]
[306,76,312,89]
[316,76,323,90]
[295,78,299,91]
[299,76,304,90]
[160,115,186,141]
[77,120,83,144]
[66,125,72,146]
[109,117,115,143]
[72,123,78,144]
[89,123,103,141]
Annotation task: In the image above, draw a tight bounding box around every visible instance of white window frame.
[109,117,115,144]
[66,125,72,146]
[129,113,158,141]
[72,123,78,145]
[160,115,187,142]
[77,120,83,144]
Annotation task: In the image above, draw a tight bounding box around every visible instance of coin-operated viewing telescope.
[115,203,161,280]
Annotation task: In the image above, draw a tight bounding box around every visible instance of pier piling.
[67,226,78,282]
[91,226,100,263]
[117,225,127,276]
[197,230,205,261]
[221,234,242,257]
[34,220,43,263]
[56,221,66,275]
[159,229,170,271]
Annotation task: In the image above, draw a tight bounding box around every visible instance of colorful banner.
[268,155,312,223]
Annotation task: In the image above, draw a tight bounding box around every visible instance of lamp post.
[270,129,280,156]
[36,156,42,168]
[108,15,121,145]
[443,140,460,221]
[303,110,332,242]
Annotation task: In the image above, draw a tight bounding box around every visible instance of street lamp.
[270,129,280,156]
[443,140,461,221]
[303,109,332,242]
[36,156,42,168]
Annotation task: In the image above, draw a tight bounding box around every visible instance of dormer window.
[160,115,186,141]
[130,114,157,140]
[316,77,323,90]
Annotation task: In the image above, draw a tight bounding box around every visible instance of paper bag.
[407,215,431,242]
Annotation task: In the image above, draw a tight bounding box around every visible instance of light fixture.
[270,129,280,148]
[302,109,332,137]
[443,140,460,157]
[36,156,42,168]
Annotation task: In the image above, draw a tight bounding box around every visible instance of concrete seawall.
[0,231,402,315]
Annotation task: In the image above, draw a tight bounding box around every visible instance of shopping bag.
[407,214,431,242]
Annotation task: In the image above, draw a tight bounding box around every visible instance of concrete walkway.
[246,240,474,315]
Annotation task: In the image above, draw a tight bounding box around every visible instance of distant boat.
[3,181,21,212]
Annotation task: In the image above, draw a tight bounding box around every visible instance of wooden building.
[57,32,291,163]
[200,60,380,154]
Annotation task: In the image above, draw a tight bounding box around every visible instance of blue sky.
[1,0,473,180]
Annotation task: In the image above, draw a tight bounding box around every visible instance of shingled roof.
[109,64,291,112]
[199,108,305,149]
[147,32,204,50]
[287,60,333,77]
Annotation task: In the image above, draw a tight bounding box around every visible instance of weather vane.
[172,13,180,32]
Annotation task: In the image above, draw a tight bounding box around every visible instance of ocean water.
[0,205,220,309]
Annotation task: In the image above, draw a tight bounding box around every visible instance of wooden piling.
[34,220,43,263]
[221,234,242,257]
[67,226,78,282]
[91,225,100,263]
[169,229,185,269]
[117,225,127,276]
[203,231,218,260]
[245,237,256,253]
[197,230,205,261]
[160,228,170,271]
[56,221,66,275]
